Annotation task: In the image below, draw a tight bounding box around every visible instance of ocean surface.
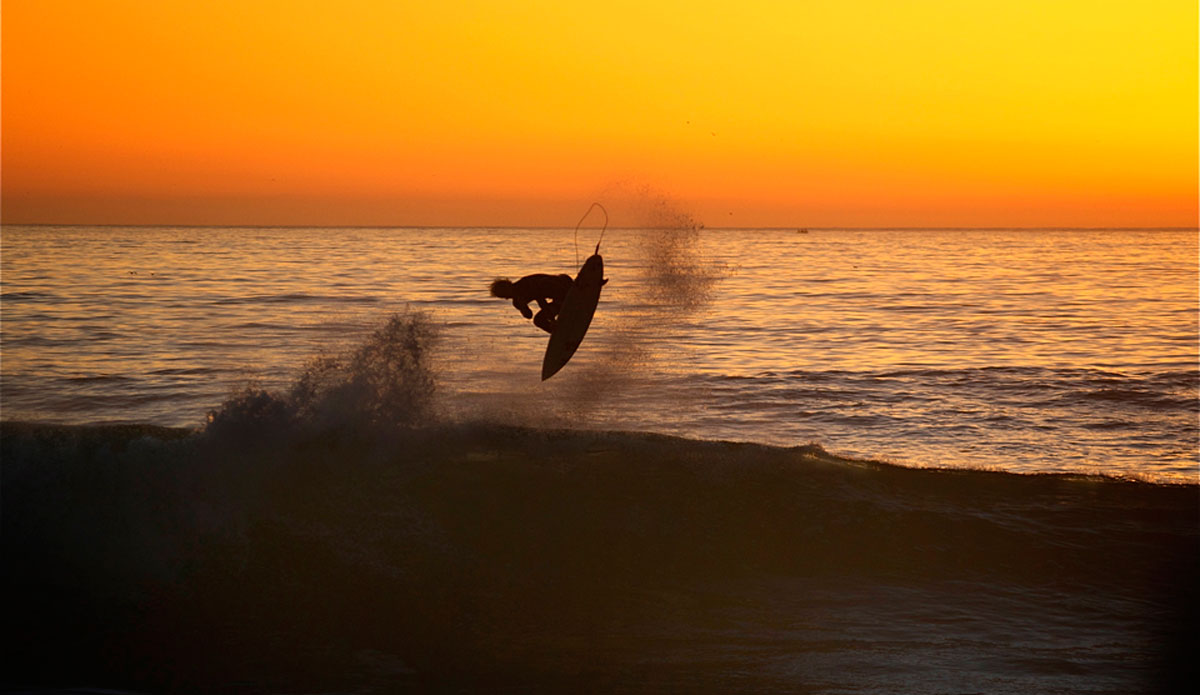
[2,221,1198,693]
[2,223,1196,480]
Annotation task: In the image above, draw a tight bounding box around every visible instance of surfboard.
[541,253,604,380]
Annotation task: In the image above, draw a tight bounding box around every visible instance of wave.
[0,290,56,301]
[203,310,438,440]
[211,293,381,305]
[3,414,1196,693]
[699,366,1200,457]
[735,365,1199,390]
[4,304,1197,692]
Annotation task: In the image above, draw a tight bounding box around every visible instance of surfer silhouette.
[490,273,575,334]
[490,272,610,334]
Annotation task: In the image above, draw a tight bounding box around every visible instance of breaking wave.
[3,413,1196,693]
[204,309,438,440]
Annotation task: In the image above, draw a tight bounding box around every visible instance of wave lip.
[203,309,439,440]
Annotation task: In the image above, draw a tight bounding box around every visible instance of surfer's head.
[489,278,515,298]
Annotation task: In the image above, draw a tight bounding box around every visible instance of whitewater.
[2,218,1197,693]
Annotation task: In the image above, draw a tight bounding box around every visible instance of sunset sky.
[2,0,1196,227]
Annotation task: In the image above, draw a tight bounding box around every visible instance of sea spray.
[204,309,439,440]
[630,191,725,313]
[560,191,728,414]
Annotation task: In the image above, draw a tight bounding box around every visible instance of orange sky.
[2,0,1196,227]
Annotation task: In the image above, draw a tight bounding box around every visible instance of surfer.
[490,273,575,334]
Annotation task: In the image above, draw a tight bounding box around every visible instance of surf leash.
[574,202,609,266]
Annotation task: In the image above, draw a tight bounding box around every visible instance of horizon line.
[3,223,1197,232]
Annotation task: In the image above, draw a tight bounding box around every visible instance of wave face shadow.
[2,421,1197,694]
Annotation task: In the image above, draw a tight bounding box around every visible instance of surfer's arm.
[513,298,533,319]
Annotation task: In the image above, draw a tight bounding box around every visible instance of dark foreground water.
[3,418,1196,694]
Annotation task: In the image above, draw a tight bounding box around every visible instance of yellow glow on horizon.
[2,0,1196,226]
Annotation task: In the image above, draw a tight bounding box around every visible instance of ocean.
[2,221,1197,692]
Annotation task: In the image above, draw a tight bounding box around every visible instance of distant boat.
[797,228,810,234]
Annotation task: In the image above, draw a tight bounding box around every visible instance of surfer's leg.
[533,309,556,334]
